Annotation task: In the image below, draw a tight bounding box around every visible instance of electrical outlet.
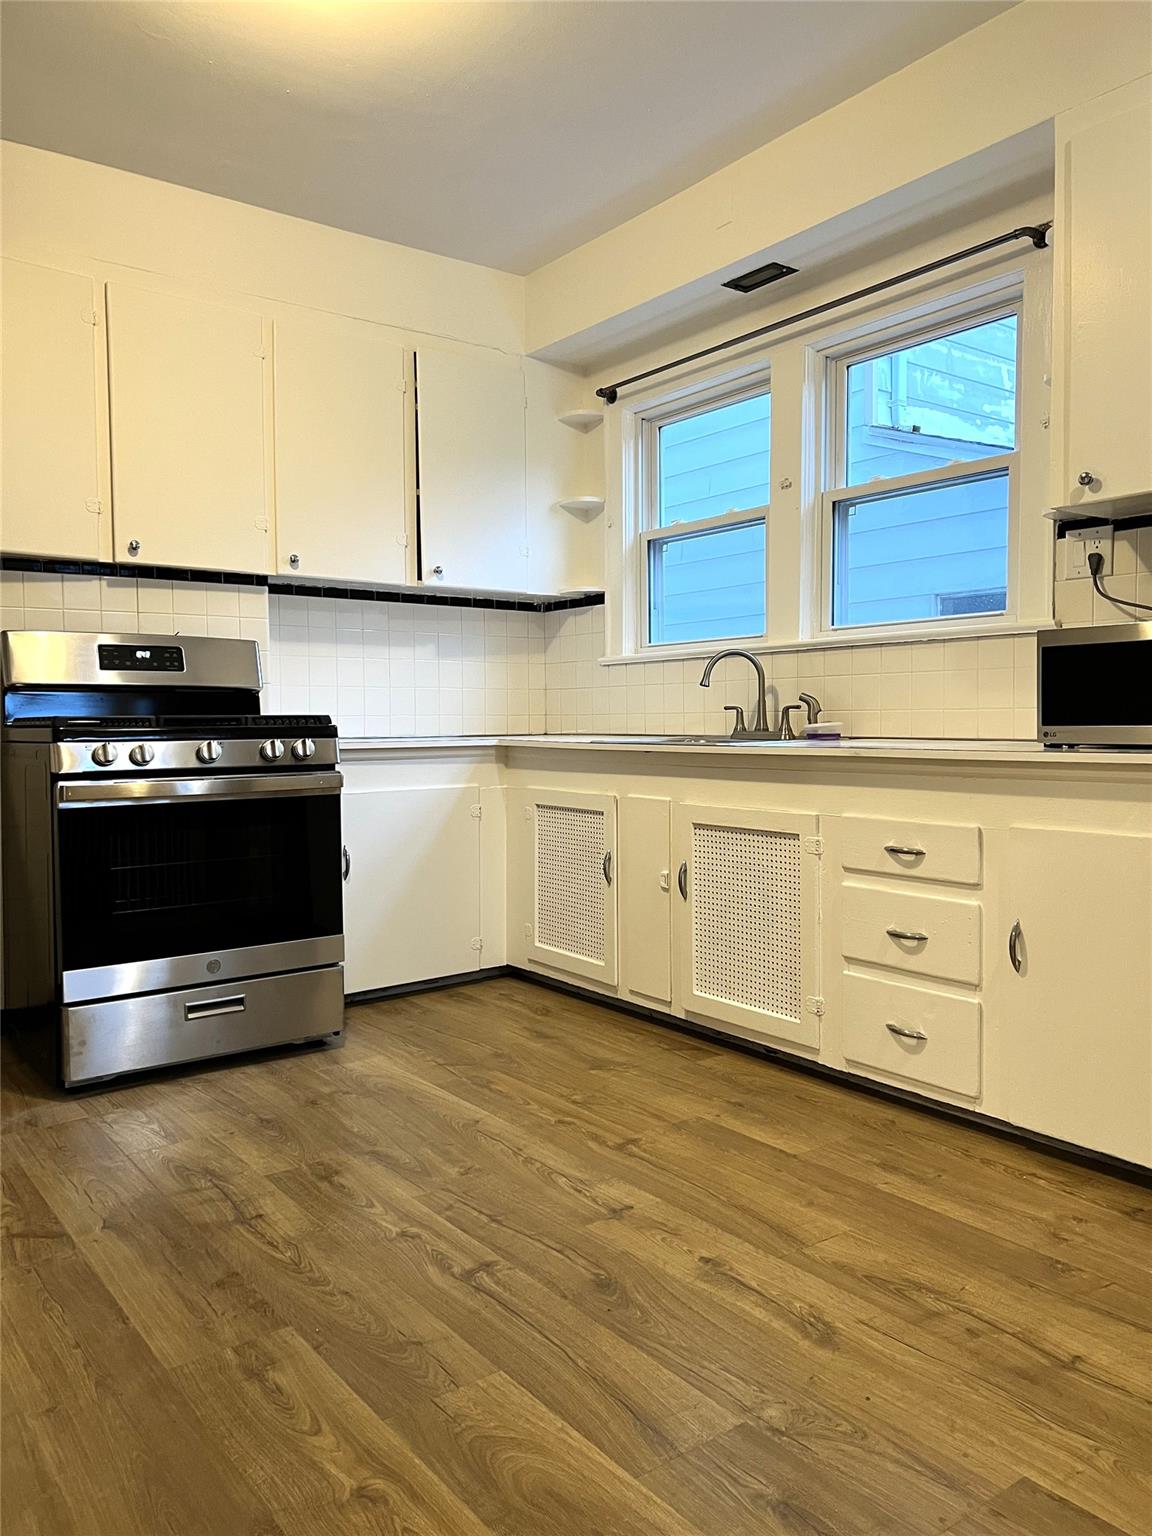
[1065,525,1113,578]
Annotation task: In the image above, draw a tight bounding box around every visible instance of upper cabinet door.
[1052,76,1152,512]
[273,315,410,585]
[416,348,528,592]
[1,259,109,560]
[106,284,271,573]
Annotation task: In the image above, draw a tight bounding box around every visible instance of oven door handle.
[56,772,343,808]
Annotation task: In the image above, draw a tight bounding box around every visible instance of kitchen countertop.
[337,734,1152,770]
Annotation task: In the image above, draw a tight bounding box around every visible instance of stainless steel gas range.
[1,631,345,1086]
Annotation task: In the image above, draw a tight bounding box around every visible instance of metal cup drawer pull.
[886,1021,928,1042]
[886,926,929,943]
[184,994,247,1021]
[884,843,926,858]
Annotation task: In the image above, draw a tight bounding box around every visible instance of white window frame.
[636,372,772,653]
[812,284,1035,642]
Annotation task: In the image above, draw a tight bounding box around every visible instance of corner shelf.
[555,496,605,518]
[556,410,604,433]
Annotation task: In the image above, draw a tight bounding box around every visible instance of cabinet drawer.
[841,883,982,985]
[841,816,981,885]
[842,971,981,1098]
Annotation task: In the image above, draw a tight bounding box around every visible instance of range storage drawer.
[841,882,982,985]
[841,815,982,886]
[61,965,344,1085]
[841,971,982,1098]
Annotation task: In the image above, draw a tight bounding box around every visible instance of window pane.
[659,393,770,525]
[844,316,1017,485]
[649,521,766,645]
[831,469,1008,629]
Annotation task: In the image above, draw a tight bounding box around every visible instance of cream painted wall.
[525,1,1152,355]
[1,142,524,355]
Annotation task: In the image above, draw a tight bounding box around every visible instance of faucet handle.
[723,704,747,738]
[780,704,804,740]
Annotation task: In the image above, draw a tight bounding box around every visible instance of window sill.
[601,618,1053,666]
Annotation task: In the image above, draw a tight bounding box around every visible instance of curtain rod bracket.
[595,219,1052,405]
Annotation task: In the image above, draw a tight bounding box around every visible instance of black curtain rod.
[595,221,1051,405]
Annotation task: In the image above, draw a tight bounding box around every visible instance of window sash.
[820,452,1016,633]
[642,504,769,648]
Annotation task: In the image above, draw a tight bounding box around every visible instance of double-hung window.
[824,308,1019,630]
[642,388,770,646]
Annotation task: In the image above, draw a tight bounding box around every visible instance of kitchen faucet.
[698,649,821,740]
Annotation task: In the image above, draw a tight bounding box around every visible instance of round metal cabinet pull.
[126,539,141,557]
[288,553,301,568]
[1077,471,1096,488]
[430,564,444,577]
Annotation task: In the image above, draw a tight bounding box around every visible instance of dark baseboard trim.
[505,968,1152,1187]
[345,967,510,1005]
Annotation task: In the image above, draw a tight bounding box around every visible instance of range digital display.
[97,644,186,673]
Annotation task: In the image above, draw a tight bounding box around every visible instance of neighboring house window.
[644,390,770,645]
[825,311,1019,629]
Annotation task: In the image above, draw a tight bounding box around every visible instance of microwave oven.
[1037,622,1152,748]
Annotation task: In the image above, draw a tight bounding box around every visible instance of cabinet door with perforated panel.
[512,790,618,986]
[672,803,821,1050]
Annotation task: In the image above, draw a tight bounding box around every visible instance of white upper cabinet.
[106,284,271,573]
[415,347,528,592]
[1052,75,1152,512]
[1,259,109,560]
[273,315,410,585]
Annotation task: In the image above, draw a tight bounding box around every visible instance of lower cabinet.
[509,788,618,986]
[1000,826,1152,1166]
[671,802,822,1051]
[342,783,485,994]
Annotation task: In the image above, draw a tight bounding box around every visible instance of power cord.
[1087,550,1152,613]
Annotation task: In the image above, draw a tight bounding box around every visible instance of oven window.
[56,792,343,973]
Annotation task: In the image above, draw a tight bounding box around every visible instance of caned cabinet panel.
[511,789,617,985]
[672,803,820,1050]
[1,259,108,560]
[106,284,271,573]
[273,315,409,584]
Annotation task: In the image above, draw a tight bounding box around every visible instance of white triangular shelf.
[555,496,605,517]
[556,410,605,432]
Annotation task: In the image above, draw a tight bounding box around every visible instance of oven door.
[54,772,344,1002]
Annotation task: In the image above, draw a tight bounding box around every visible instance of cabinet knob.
[127,539,141,557]
[430,564,444,577]
[1077,471,1096,489]
[288,553,300,569]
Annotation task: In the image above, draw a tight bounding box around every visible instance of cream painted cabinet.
[342,783,484,994]
[273,315,410,584]
[1,259,109,560]
[619,794,673,1005]
[1052,75,1152,512]
[672,802,821,1052]
[415,348,529,592]
[509,788,617,985]
[106,284,272,573]
[1000,826,1152,1166]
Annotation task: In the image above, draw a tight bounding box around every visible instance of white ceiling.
[0,0,1014,275]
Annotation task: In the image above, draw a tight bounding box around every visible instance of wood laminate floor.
[3,976,1151,1535]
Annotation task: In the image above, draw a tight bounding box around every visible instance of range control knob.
[291,737,316,761]
[91,741,118,767]
[260,738,286,762]
[196,740,223,765]
[129,743,155,767]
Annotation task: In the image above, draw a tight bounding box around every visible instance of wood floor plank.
[4,976,1150,1536]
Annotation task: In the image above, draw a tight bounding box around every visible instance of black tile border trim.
[1,555,605,615]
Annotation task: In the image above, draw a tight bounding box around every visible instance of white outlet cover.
[1065,525,1113,577]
